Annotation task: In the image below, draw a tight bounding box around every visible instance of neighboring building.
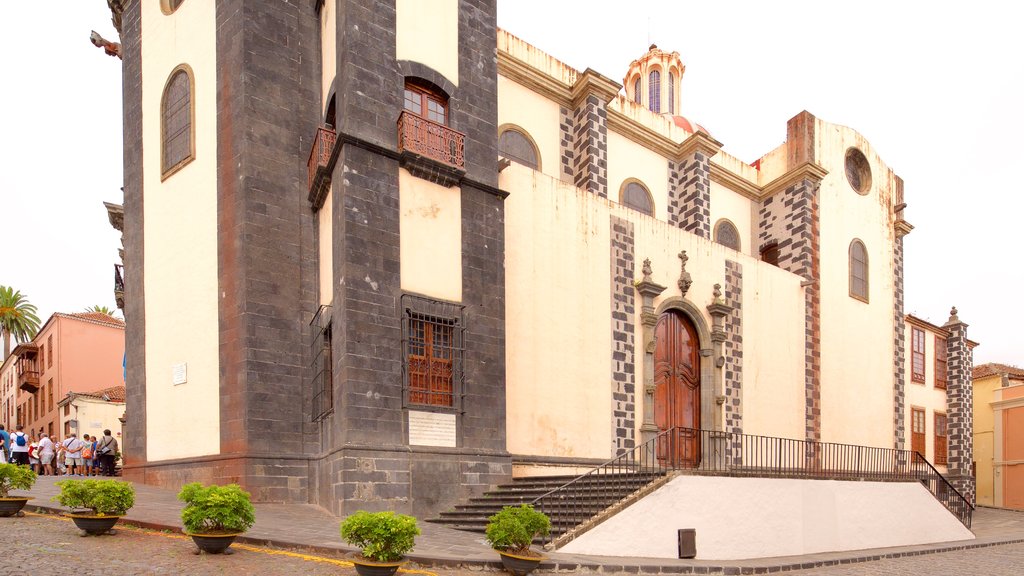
[1,354,17,432]
[904,312,979,475]
[56,385,125,445]
[8,313,125,441]
[107,0,974,518]
[974,363,1024,510]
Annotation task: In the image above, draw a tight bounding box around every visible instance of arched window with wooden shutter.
[161,65,195,179]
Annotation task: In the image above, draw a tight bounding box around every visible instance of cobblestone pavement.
[1,512,481,576]
[781,542,1024,575]
[7,510,1024,576]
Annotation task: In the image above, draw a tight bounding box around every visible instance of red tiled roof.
[73,385,126,403]
[58,312,125,328]
[973,363,1024,379]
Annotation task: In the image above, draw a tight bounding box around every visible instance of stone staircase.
[429,471,666,540]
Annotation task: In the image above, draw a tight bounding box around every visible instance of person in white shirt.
[37,433,55,476]
[9,425,30,466]
[62,434,84,476]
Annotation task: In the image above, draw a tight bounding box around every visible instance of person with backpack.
[96,430,118,477]
[81,434,95,477]
[10,425,30,466]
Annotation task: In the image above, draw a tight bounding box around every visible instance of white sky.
[1,1,1021,367]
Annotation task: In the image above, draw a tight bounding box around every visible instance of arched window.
[161,0,185,15]
[498,127,540,170]
[668,71,675,114]
[649,70,661,113]
[714,219,740,251]
[161,66,194,178]
[633,77,641,104]
[620,180,654,216]
[849,239,869,302]
[403,79,447,124]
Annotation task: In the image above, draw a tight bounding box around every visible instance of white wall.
[395,0,458,86]
[141,0,220,460]
[816,119,897,448]
[399,170,462,302]
[560,475,974,560]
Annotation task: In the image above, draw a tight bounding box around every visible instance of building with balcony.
[973,363,1024,510]
[108,0,975,539]
[1,355,18,432]
[7,312,125,442]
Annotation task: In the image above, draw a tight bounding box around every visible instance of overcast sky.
[1,1,1020,367]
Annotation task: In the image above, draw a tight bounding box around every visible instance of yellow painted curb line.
[25,511,437,575]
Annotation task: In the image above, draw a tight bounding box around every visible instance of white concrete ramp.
[557,475,974,560]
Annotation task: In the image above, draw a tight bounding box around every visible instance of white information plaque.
[408,411,457,447]
[172,362,187,385]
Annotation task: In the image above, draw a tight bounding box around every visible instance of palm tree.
[0,286,41,360]
[84,305,118,317]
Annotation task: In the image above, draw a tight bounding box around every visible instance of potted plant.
[52,478,135,535]
[339,510,420,576]
[178,482,256,554]
[485,504,551,576]
[0,463,36,517]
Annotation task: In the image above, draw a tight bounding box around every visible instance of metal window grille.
[401,295,464,411]
[310,305,333,421]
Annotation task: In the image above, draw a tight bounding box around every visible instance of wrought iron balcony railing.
[397,110,465,169]
[307,126,336,206]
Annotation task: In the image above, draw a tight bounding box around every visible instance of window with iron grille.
[310,305,333,421]
[402,295,463,410]
[934,336,947,390]
[911,327,926,383]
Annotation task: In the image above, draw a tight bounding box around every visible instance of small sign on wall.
[172,362,187,385]
[408,411,457,447]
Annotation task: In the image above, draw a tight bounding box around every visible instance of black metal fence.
[531,427,973,543]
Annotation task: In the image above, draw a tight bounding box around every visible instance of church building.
[108,0,975,522]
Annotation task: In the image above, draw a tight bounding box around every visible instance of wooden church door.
[653,310,701,467]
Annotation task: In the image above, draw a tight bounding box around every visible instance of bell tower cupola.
[624,44,708,134]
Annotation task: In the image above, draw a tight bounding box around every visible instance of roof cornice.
[761,162,828,197]
[497,50,572,108]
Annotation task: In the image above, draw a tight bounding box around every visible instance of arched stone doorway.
[653,309,701,466]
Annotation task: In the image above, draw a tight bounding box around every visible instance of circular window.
[845,148,872,195]
[161,0,185,15]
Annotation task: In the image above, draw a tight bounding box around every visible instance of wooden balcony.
[397,111,465,169]
[307,126,336,209]
[13,348,40,393]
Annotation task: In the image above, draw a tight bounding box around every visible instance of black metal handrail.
[911,451,973,528]
[530,427,973,544]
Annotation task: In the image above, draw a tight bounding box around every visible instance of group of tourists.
[0,424,119,477]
